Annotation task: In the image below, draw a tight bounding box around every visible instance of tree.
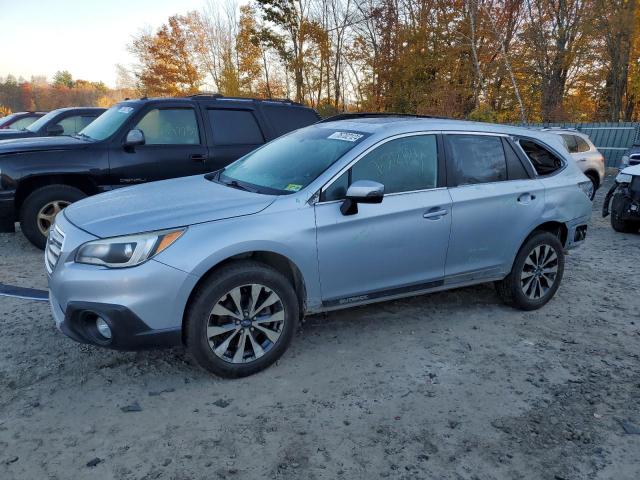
[52,70,74,88]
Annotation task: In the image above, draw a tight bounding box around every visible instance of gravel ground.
[1,176,639,480]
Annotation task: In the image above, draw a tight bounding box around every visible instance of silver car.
[47,116,593,377]
[544,128,605,199]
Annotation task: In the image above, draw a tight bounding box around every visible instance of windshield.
[221,127,369,194]
[26,111,62,132]
[78,104,136,141]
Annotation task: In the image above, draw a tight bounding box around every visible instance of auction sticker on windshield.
[285,184,303,192]
[118,107,134,114]
[328,131,364,142]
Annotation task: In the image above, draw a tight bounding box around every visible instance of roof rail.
[190,93,224,99]
[318,112,444,123]
[189,93,303,106]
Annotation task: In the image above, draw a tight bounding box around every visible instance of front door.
[315,133,452,306]
[109,103,209,186]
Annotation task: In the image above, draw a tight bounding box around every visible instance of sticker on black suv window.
[328,132,364,142]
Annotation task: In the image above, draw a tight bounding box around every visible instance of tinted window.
[575,136,591,152]
[446,135,506,186]
[263,105,318,137]
[135,108,199,145]
[209,109,264,145]
[561,134,578,153]
[324,135,438,200]
[503,139,529,180]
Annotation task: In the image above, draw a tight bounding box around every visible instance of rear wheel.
[495,231,565,311]
[19,185,86,249]
[610,193,639,233]
[185,261,299,378]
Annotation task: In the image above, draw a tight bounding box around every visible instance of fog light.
[96,317,112,339]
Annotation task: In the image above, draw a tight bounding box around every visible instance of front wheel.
[495,231,565,311]
[19,184,87,249]
[610,193,639,233]
[185,261,299,378]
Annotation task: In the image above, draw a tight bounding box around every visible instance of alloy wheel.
[37,200,70,237]
[207,284,285,364]
[520,244,559,300]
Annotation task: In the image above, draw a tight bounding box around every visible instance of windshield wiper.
[73,132,94,141]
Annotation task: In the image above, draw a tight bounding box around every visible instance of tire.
[610,193,638,233]
[495,231,565,311]
[19,185,86,249]
[185,260,299,378]
[585,173,598,201]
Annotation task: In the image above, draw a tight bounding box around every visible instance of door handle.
[190,153,206,162]
[423,209,448,219]
[517,193,536,204]
[578,157,587,162]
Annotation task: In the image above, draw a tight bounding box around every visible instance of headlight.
[616,173,633,184]
[621,155,630,166]
[75,228,185,268]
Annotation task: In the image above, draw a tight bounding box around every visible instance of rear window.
[262,105,319,137]
[575,136,591,152]
[208,109,264,145]
[518,139,564,175]
[446,134,507,186]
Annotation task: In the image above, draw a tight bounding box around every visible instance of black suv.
[0,107,105,141]
[0,95,320,248]
[0,111,46,130]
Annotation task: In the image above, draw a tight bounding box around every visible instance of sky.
[0,0,217,87]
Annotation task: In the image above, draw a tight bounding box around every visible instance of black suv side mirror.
[124,129,145,148]
[340,180,384,216]
[46,124,64,136]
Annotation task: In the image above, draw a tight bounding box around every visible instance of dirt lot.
[1,177,639,480]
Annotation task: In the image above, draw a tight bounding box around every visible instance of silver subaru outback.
[47,115,593,378]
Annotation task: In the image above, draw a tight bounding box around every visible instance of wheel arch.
[181,250,308,343]
[583,169,600,187]
[15,174,99,214]
[526,220,568,247]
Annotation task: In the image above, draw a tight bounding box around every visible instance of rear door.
[443,133,545,281]
[202,106,266,171]
[108,101,209,185]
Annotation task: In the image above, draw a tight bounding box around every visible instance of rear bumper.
[0,191,15,233]
[565,215,590,250]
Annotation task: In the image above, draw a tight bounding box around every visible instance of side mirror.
[46,123,64,136]
[340,180,384,216]
[124,129,145,148]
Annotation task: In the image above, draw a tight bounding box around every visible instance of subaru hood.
[63,175,277,238]
[0,135,87,155]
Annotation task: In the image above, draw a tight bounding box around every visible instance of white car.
[544,128,605,200]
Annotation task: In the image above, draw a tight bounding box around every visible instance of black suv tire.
[495,231,565,311]
[20,185,86,249]
[185,261,299,378]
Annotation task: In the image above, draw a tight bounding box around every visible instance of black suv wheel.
[20,185,86,249]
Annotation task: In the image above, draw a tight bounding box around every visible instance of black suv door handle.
[190,153,206,162]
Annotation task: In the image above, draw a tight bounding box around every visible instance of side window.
[58,116,84,135]
[575,136,591,153]
[323,135,438,200]
[446,134,506,186]
[10,116,38,130]
[561,134,578,153]
[503,139,530,180]
[208,109,264,145]
[518,138,564,175]
[135,108,199,145]
[263,105,319,137]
